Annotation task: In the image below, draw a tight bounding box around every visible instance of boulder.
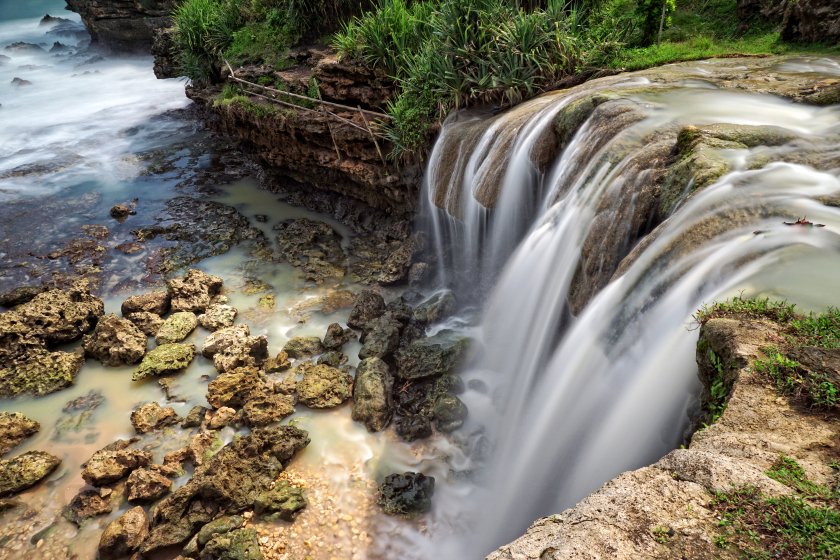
[0,451,61,497]
[0,412,39,456]
[243,391,295,427]
[352,358,394,432]
[432,394,468,432]
[83,314,147,366]
[82,441,152,486]
[133,343,195,382]
[255,481,306,521]
[126,468,172,503]
[98,506,149,559]
[317,350,348,368]
[197,303,237,331]
[358,314,401,360]
[296,363,353,409]
[130,402,180,434]
[207,407,237,430]
[395,332,468,380]
[206,366,270,409]
[323,322,353,350]
[347,290,386,330]
[201,324,250,358]
[168,269,223,313]
[182,405,208,428]
[121,291,170,316]
[155,311,198,344]
[64,487,116,525]
[126,311,164,336]
[141,426,309,553]
[213,336,269,373]
[413,290,456,324]
[394,415,433,442]
[0,286,45,308]
[378,472,435,516]
[282,336,325,359]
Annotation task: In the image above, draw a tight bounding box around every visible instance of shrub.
[173,0,243,83]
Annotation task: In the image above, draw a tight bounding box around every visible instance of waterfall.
[413,58,840,557]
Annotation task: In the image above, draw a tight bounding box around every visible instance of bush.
[173,0,243,83]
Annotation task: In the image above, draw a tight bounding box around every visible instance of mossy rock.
[295,363,352,409]
[155,312,198,344]
[255,481,306,521]
[0,451,61,497]
[0,350,83,398]
[201,527,262,560]
[133,343,195,382]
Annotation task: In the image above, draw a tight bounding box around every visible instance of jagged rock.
[0,451,60,497]
[201,324,250,358]
[352,358,394,432]
[323,322,353,350]
[0,286,44,308]
[0,412,39,456]
[206,367,269,409]
[359,314,401,359]
[201,527,263,560]
[395,331,468,380]
[413,291,456,324]
[198,304,237,331]
[347,290,386,330]
[3,42,44,53]
[133,343,195,381]
[182,405,207,428]
[126,311,164,336]
[207,407,237,430]
[432,394,468,432]
[0,349,84,398]
[296,363,353,409]
[377,236,418,284]
[243,390,295,427]
[110,203,132,220]
[126,468,172,503]
[66,0,178,52]
[83,314,147,366]
[121,291,170,316]
[274,218,346,284]
[141,426,309,553]
[82,441,152,486]
[212,336,269,373]
[197,515,244,547]
[264,351,291,373]
[98,506,149,559]
[255,481,306,521]
[64,487,116,525]
[130,402,180,434]
[155,311,198,344]
[282,336,324,359]
[378,472,435,516]
[317,350,348,368]
[168,269,223,313]
[394,415,433,442]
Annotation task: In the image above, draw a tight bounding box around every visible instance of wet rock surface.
[168,269,224,314]
[130,402,180,434]
[296,363,353,409]
[83,314,147,366]
[133,343,196,381]
[352,358,394,432]
[255,480,307,521]
[378,472,435,516]
[156,311,199,344]
[122,291,170,315]
[82,440,152,486]
[98,506,149,559]
[0,451,61,498]
[126,467,173,503]
[64,487,118,525]
[0,412,40,456]
[282,336,325,359]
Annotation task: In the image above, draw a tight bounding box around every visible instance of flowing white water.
[411,59,840,557]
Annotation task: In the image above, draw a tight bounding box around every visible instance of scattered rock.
[130,402,180,434]
[347,290,386,330]
[212,335,268,373]
[168,269,223,313]
[378,472,435,516]
[207,366,270,409]
[255,481,306,521]
[359,313,401,359]
[413,290,456,324]
[83,314,147,366]
[395,332,468,380]
[352,358,394,432]
[207,406,237,430]
[282,336,325,359]
[0,412,39,456]
[122,291,170,316]
[243,391,295,427]
[201,324,250,358]
[182,405,207,429]
[126,467,172,503]
[3,42,44,53]
[202,527,263,560]
[64,487,115,525]
[142,426,309,553]
[155,311,198,344]
[0,451,60,497]
[109,204,133,220]
[296,362,353,409]
[432,394,468,432]
[98,506,149,559]
[198,303,237,331]
[82,441,152,486]
[394,415,433,442]
[133,343,196,382]
[323,322,352,350]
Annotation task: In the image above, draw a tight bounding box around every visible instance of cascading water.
[411,57,840,557]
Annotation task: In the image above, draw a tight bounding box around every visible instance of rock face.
[98,506,149,559]
[488,317,840,559]
[0,451,61,497]
[142,426,309,553]
[352,358,394,432]
[66,0,178,52]
[0,412,39,456]
[782,0,840,44]
[83,314,147,366]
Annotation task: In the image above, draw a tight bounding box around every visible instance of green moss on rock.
[0,451,61,497]
[133,343,196,382]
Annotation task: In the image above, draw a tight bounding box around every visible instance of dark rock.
[49,41,70,53]
[347,290,386,330]
[274,218,346,284]
[0,412,39,456]
[432,394,468,432]
[282,336,324,359]
[83,314,147,366]
[168,269,223,314]
[317,350,348,368]
[133,343,196,381]
[3,42,44,53]
[295,363,353,409]
[182,405,208,429]
[394,415,433,442]
[11,77,33,88]
[394,331,468,380]
[413,291,456,324]
[782,0,840,44]
[378,472,435,516]
[323,322,353,350]
[40,14,72,27]
[110,204,133,220]
[142,426,309,553]
[130,402,180,434]
[126,467,172,503]
[64,487,115,525]
[66,0,177,52]
[352,358,394,432]
[98,506,149,559]
[82,440,152,486]
[358,313,401,360]
[255,481,306,521]
[0,286,44,308]
[122,291,170,316]
[201,527,263,560]
[0,451,61,497]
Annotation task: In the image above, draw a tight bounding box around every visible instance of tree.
[636,0,676,46]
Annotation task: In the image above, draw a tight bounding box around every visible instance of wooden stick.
[358,105,387,167]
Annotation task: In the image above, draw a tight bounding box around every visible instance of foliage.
[695,295,797,325]
[635,0,677,46]
[767,455,837,500]
[173,0,243,83]
[755,348,839,410]
[704,348,729,423]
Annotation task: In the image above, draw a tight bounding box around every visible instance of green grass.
[767,456,837,500]
[695,295,797,325]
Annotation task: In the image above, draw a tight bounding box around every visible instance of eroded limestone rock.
[83,314,147,366]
